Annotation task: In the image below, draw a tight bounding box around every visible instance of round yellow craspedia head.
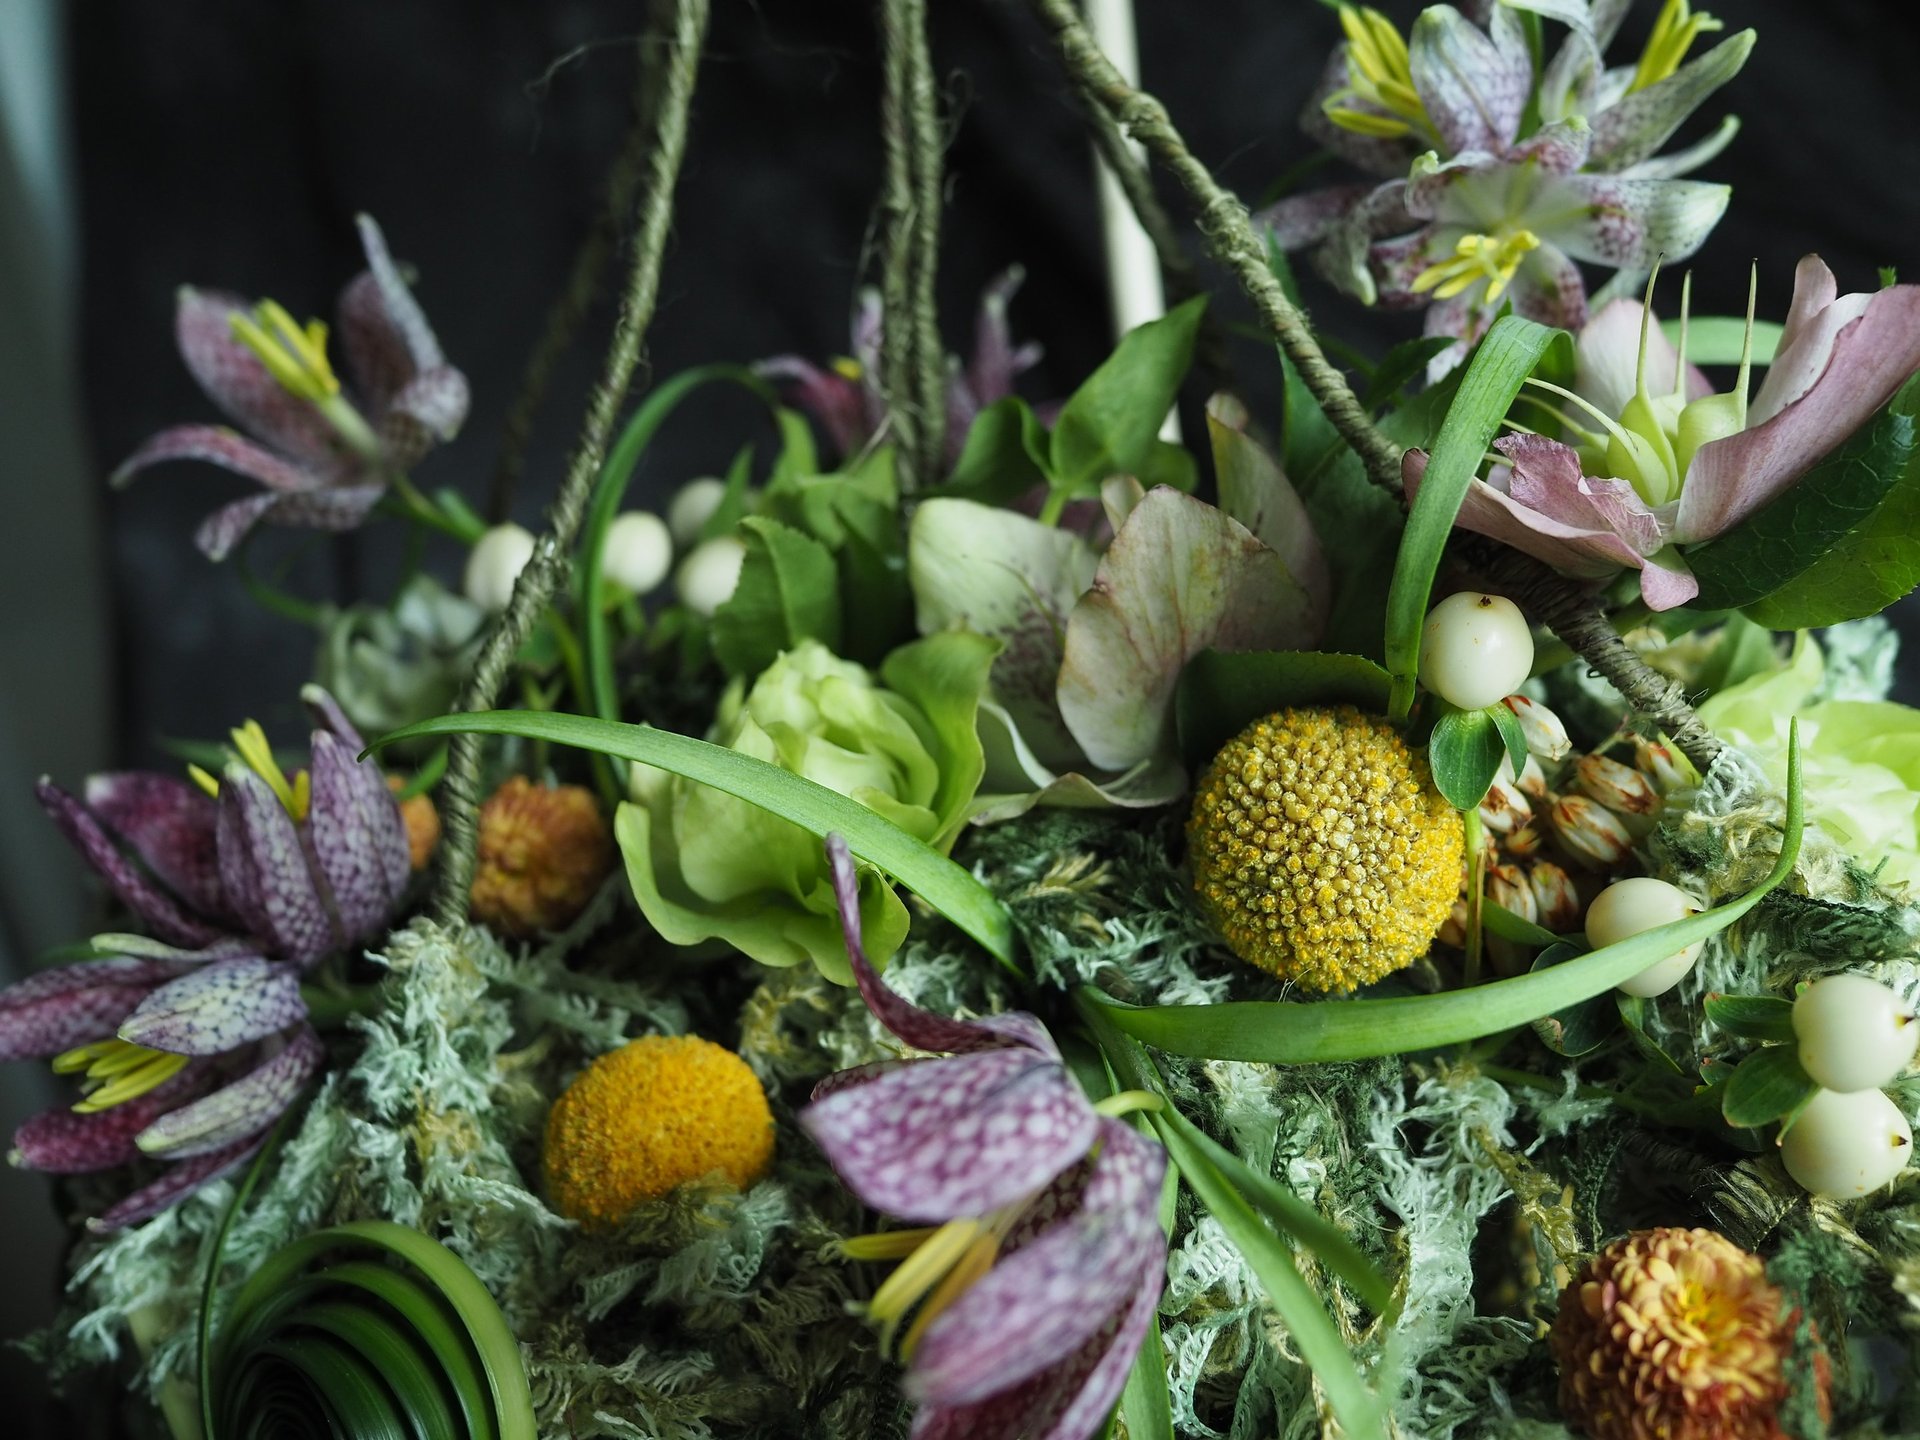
[470,777,614,938]
[1186,706,1462,993]
[544,1035,775,1229]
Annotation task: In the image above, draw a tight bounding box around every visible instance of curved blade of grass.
[1117,1313,1176,1440]
[296,1299,460,1440]
[367,709,1017,968]
[1095,728,1800,1064]
[260,1335,407,1440]
[1384,316,1568,720]
[319,1261,498,1440]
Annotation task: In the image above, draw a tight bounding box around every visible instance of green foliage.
[941,394,1049,506]
[1720,1045,1820,1129]
[1703,993,1797,1043]
[711,517,844,676]
[1174,649,1392,770]
[1528,943,1617,1057]
[1049,297,1207,498]
[1428,707,1511,810]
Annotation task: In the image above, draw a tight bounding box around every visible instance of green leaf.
[367,709,1017,967]
[1428,707,1508,810]
[1050,296,1207,494]
[697,442,759,544]
[1359,336,1455,412]
[1684,403,1918,618]
[1482,901,1562,949]
[1488,700,1529,775]
[1385,316,1568,719]
[1693,615,1782,696]
[1089,726,1802,1064]
[1721,1045,1820,1129]
[942,394,1052,504]
[1528,942,1618,1057]
[1616,992,1689,1075]
[1174,650,1391,771]
[1117,1315,1176,1440]
[710,517,844,676]
[1703,993,1797,1044]
[1660,316,1783,368]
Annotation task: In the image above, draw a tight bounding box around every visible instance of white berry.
[667,477,730,548]
[1779,1086,1913,1198]
[1794,974,1919,1093]
[1584,877,1702,998]
[1419,592,1534,711]
[464,523,536,613]
[675,535,747,617]
[601,511,674,596]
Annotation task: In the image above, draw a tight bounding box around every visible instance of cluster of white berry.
[1780,975,1916,1197]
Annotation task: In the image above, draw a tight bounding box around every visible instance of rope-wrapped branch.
[877,0,946,491]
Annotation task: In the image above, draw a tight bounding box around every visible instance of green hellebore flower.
[616,633,996,983]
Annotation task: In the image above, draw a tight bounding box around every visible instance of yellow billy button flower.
[1323,5,1431,139]
[1630,0,1725,94]
[1187,706,1464,993]
[188,719,311,820]
[229,299,342,403]
[51,1038,189,1113]
[1412,230,1542,305]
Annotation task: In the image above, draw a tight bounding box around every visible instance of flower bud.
[1549,794,1634,870]
[602,511,673,596]
[1486,863,1537,973]
[1529,859,1581,932]
[1575,753,1663,819]
[674,535,747,617]
[464,523,537,614]
[1515,755,1550,801]
[1632,735,1697,795]
[1479,770,1533,834]
[1437,897,1469,949]
[1502,695,1571,762]
[1504,823,1545,859]
[667,477,729,548]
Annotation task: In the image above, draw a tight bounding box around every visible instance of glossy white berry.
[667,477,730,548]
[1584,877,1702,998]
[1793,974,1919,1093]
[1779,1086,1913,1198]
[675,535,747,617]
[1419,592,1534,711]
[601,511,674,596]
[464,523,536,613]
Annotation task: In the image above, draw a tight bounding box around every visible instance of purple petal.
[194,493,283,562]
[965,266,1041,409]
[135,1025,321,1158]
[1497,435,1664,554]
[1678,268,1920,541]
[1298,49,1415,179]
[1510,244,1591,334]
[111,423,325,495]
[258,483,388,535]
[37,779,224,948]
[353,216,449,374]
[1408,4,1529,155]
[300,685,365,749]
[305,729,408,946]
[1403,449,1639,580]
[911,1120,1165,1406]
[801,1047,1098,1224]
[174,287,348,469]
[11,1068,207,1172]
[1256,185,1373,252]
[379,366,469,467]
[88,1132,267,1233]
[1540,173,1730,271]
[1635,550,1700,610]
[336,270,416,415]
[0,958,180,1062]
[216,768,337,966]
[118,958,307,1056]
[1508,117,1593,175]
[82,773,224,917]
[756,357,873,460]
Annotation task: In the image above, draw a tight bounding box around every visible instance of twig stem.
[877,0,945,489]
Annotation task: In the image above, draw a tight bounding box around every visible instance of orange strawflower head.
[469,777,613,938]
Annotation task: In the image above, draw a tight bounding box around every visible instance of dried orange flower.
[544,1035,775,1229]
[469,777,613,938]
[1186,706,1462,992]
[386,774,440,871]
[1552,1226,1822,1440]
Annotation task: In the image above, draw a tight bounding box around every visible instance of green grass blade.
[1116,1313,1176,1440]
[320,1261,498,1440]
[367,709,1017,967]
[295,1299,458,1440]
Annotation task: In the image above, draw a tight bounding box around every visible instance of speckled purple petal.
[910,1119,1166,1407]
[11,1068,207,1173]
[174,287,349,470]
[82,772,224,918]
[964,266,1041,414]
[135,1025,321,1159]
[216,767,337,966]
[354,216,449,374]
[1408,4,1530,155]
[111,423,325,495]
[118,958,307,1057]
[1298,49,1415,179]
[802,1046,1097,1224]
[193,493,283,562]
[380,366,469,467]
[810,1059,910,1102]
[336,271,415,416]
[826,835,1053,1059]
[306,730,407,947]
[1588,30,1753,174]
[37,779,223,948]
[259,483,388,535]
[1256,185,1373,252]
[756,357,872,459]
[88,1132,267,1233]
[0,958,181,1061]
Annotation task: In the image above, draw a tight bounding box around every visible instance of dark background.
[2,0,1918,1428]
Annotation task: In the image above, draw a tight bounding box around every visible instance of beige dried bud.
[1438,897,1469,949]
[1502,694,1571,762]
[1480,769,1534,834]
[1530,859,1582,932]
[1576,753,1663,819]
[1633,735,1698,795]
[1551,794,1635,870]
[1516,754,1551,801]
[1504,823,1546,858]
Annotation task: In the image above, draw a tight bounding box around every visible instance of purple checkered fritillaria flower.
[756,267,1043,473]
[2,936,322,1230]
[800,836,1167,1440]
[36,685,410,968]
[114,214,468,560]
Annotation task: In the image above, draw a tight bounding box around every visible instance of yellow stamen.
[1631,0,1723,93]
[229,298,342,402]
[900,1230,1002,1361]
[229,720,310,820]
[830,356,864,382]
[866,1217,984,1355]
[841,1227,941,1261]
[1324,5,1431,139]
[188,763,221,799]
[51,1038,189,1113]
[1410,230,1541,303]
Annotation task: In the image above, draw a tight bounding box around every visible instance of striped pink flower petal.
[174,287,349,471]
[88,1132,267,1233]
[118,958,307,1057]
[111,423,323,495]
[10,1068,208,1173]
[0,957,184,1062]
[36,780,223,948]
[135,1026,322,1159]
[82,772,224,918]
[216,768,336,967]
[305,731,408,948]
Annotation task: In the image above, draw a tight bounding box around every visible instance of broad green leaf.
[1488,700,1529,776]
[1528,942,1618,1057]
[711,517,844,677]
[1692,615,1783,697]
[1703,993,1797,1043]
[1720,1045,1819,1129]
[1684,404,1918,617]
[1482,901,1561,949]
[697,442,758,544]
[1174,650,1392,771]
[941,394,1052,505]
[366,709,1017,966]
[1050,296,1207,495]
[1661,316,1782,367]
[1428,707,1507,810]
[1135,436,1201,493]
[1616,992,1689,1076]
[1089,728,1800,1064]
[1359,336,1455,412]
[1385,316,1568,718]
[1206,394,1332,625]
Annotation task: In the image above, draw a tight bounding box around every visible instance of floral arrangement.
[16,1,1920,1437]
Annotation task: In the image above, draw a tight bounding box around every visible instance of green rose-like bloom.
[616,632,997,982]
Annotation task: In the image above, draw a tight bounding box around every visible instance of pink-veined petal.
[118,958,307,1057]
[1497,435,1664,554]
[1634,549,1701,610]
[134,1025,321,1159]
[1404,449,1638,579]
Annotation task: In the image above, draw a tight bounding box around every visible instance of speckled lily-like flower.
[1550,1226,1824,1440]
[37,686,410,967]
[113,215,468,560]
[1,936,321,1231]
[756,268,1041,471]
[801,836,1166,1440]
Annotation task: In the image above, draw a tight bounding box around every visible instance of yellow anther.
[830,356,864,382]
[900,1229,1002,1361]
[229,298,341,402]
[866,1217,985,1355]
[188,763,221,799]
[1411,230,1542,303]
[1631,0,1723,93]
[229,719,310,820]
[52,1038,188,1113]
[841,1227,941,1261]
[1325,6,1430,139]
